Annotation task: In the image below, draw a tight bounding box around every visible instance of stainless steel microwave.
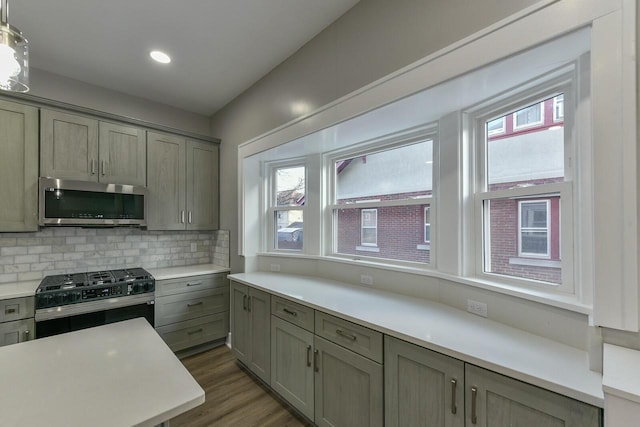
[39,177,147,226]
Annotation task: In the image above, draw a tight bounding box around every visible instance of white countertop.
[148,263,230,281]
[0,318,204,427]
[229,272,604,407]
[0,280,39,300]
[603,343,640,404]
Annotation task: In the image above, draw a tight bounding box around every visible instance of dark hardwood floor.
[170,345,314,427]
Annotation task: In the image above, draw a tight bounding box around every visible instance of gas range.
[35,268,155,310]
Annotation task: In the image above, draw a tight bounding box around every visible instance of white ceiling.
[10,0,359,116]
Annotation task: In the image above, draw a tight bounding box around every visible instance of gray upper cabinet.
[98,122,146,186]
[41,109,146,185]
[146,132,186,230]
[40,109,98,181]
[147,131,219,231]
[186,139,219,230]
[0,100,38,231]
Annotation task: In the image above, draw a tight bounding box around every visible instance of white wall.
[210,0,541,274]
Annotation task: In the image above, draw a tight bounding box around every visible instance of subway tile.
[1,246,27,256]
[66,236,87,244]
[0,273,18,283]
[28,246,52,255]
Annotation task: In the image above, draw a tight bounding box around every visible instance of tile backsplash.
[0,227,230,283]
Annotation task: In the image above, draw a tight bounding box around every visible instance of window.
[361,209,377,246]
[487,117,506,136]
[476,90,571,288]
[518,200,550,257]
[270,164,305,251]
[331,136,434,264]
[553,94,564,121]
[424,206,431,243]
[513,102,544,130]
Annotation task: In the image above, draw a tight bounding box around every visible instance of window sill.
[416,244,431,251]
[509,257,561,268]
[356,246,380,253]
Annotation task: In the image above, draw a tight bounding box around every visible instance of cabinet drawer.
[0,318,34,347]
[156,312,228,352]
[155,288,229,327]
[155,273,227,297]
[315,311,383,363]
[271,295,314,332]
[0,297,34,323]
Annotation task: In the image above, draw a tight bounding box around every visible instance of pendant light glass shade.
[0,0,28,92]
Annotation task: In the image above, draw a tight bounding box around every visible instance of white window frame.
[553,94,564,122]
[424,206,431,244]
[512,101,544,130]
[471,74,575,294]
[360,209,378,247]
[325,127,436,267]
[266,160,306,253]
[518,199,551,258]
[487,116,506,136]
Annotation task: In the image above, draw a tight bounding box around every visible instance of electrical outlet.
[360,275,373,286]
[270,264,281,272]
[190,243,197,252]
[467,299,488,317]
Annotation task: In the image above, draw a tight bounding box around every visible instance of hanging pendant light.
[0,0,28,92]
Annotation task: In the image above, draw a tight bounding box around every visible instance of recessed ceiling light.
[150,50,171,64]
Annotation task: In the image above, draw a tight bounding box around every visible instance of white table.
[0,318,204,427]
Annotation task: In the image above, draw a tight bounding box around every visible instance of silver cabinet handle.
[181,210,186,224]
[314,349,319,372]
[242,294,247,311]
[187,301,203,307]
[23,330,30,342]
[336,328,357,341]
[186,282,202,287]
[283,308,297,317]
[306,345,312,367]
[187,328,203,335]
[188,211,192,224]
[471,386,478,424]
[101,160,106,176]
[451,379,457,415]
[90,159,96,175]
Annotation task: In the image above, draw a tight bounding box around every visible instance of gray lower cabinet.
[230,281,271,384]
[465,364,600,427]
[314,335,383,427]
[271,315,315,419]
[385,336,464,427]
[386,335,600,427]
[155,273,229,352]
[0,296,35,347]
[0,99,38,232]
[270,298,383,427]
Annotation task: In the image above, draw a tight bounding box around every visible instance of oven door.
[35,294,154,338]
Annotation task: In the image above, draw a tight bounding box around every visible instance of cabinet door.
[248,288,271,384]
[98,122,146,185]
[314,336,383,427]
[0,318,34,347]
[146,131,186,230]
[271,316,315,420]
[465,364,601,427]
[186,140,219,230]
[385,336,464,427]
[40,109,99,181]
[0,100,38,231]
[230,281,249,365]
